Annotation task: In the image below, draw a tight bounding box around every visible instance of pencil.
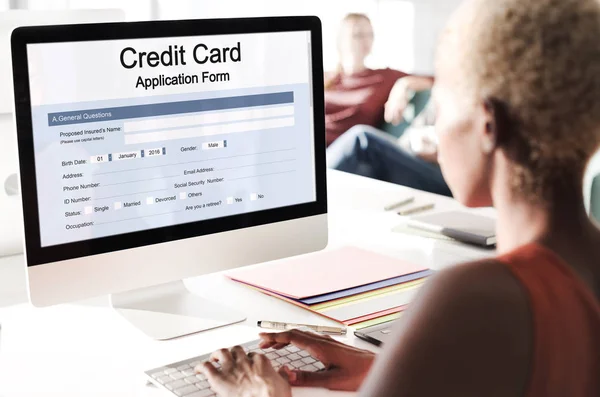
[384,197,415,211]
[398,203,435,216]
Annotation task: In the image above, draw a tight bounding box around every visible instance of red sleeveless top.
[498,244,600,397]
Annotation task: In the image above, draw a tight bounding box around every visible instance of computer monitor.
[1,10,125,114]
[11,17,327,339]
[0,9,125,257]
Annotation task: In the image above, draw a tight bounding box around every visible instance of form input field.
[123,105,295,133]
[124,116,295,145]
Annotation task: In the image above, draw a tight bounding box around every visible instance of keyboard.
[145,338,325,397]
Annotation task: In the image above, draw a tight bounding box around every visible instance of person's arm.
[385,75,434,126]
[403,75,435,91]
[198,329,376,396]
[398,100,439,163]
[197,261,532,397]
[359,260,532,397]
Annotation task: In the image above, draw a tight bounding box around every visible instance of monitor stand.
[110,280,246,340]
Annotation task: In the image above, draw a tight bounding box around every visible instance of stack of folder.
[227,247,433,329]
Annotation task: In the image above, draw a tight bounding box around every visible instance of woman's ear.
[482,98,512,153]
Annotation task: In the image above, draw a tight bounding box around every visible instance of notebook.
[407,211,496,247]
[392,223,459,243]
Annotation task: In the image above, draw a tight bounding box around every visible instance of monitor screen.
[25,31,317,247]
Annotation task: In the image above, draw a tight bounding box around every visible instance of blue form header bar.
[47,92,294,127]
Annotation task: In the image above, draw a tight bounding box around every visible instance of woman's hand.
[385,75,435,125]
[409,128,439,163]
[385,78,412,126]
[196,345,292,397]
[260,329,376,391]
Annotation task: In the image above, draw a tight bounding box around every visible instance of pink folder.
[227,246,427,299]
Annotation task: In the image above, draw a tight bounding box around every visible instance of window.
[371,0,414,72]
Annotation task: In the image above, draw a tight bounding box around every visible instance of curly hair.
[449,0,600,203]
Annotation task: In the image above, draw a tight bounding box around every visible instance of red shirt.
[324,68,407,145]
[499,244,600,397]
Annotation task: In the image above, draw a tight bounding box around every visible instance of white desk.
[0,170,495,397]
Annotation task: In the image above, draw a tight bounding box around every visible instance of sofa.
[379,90,432,139]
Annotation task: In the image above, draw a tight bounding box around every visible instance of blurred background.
[0,0,598,230]
[1,0,463,74]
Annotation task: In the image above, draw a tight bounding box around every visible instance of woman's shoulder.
[371,259,533,395]
[422,259,529,319]
[418,259,533,364]
[358,258,533,395]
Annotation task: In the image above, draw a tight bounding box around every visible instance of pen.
[257,321,347,335]
[384,197,415,211]
[398,203,435,216]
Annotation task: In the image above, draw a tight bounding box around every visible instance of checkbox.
[226,197,233,205]
[179,192,187,200]
[146,197,154,205]
[114,202,122,210]
[84,206,93,215]
[250,193,258,201]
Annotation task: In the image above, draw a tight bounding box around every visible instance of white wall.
[410,0,463,74]
[12,0,457,74]
[156,0,416,73]
[156,0,460,74]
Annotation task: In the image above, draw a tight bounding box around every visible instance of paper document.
[228,246,428,299]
